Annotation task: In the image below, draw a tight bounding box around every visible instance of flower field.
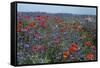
[17,12,97,65]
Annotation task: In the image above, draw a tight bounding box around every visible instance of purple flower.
[24,44,30,48]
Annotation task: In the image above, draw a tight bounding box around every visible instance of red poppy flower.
[18,21,23,26]
[84,41,92,46]
[40,22,47,28]
[24,26,30,31]
[29,22,36,28]
[63,50,70,58]
[86,53,94,60]
[60,28,65,32]
[17,21,23,29]
[69,43,78,52]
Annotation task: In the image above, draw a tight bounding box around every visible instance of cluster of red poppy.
[37,15,48,23]
[63,41,95,60]
[63,42,78,59]
[84,41,95,60]
[35,16,48,28]
[24,21,36,31]
[17,15,49,32]
[35,16,48,21]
